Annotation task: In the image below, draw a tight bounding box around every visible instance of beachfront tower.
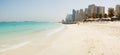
[115,5,120,16]
[72,9,76,22]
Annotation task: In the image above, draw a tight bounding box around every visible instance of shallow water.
[0,22,63,52]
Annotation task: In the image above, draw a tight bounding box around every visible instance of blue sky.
[0,0,119,22]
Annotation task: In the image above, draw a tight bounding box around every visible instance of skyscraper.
[72,9,76,22]
[84,8,89,19]
[115,5,120,16]
[88,4,96,17]
[79,9,84,21]
[75,10,80,21]
[65,14,73,24]
[96,6,100,14]
[88,4,105,18]
[85,8,89,15]
[100,6,105,16]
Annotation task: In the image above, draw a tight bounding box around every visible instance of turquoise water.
[0,22,60,36]
[0,22,62,52]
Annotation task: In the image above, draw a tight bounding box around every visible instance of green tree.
[108,8,114,18]
[92,13,97,18]
[104,13,108,18]
[98,14,102,19]
[96,14,99,18]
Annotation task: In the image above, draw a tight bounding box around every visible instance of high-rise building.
[79,9,84,21]
[75,10,80,21]
[96,6,100,14]
[84,8,88,19]
[115,5,120,16]
[65,14,73,24]
[100,6,105,16]
[88,4,96,17]
[72,9,76,22]
[88,4,105,17]
[96,6,105,17]
[97,6,105,14]
[85,8,88,15]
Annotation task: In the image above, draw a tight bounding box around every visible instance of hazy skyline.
[0,0,119,22]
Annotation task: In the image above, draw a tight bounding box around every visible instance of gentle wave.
[0,41,30,52]
[47,26,65,36]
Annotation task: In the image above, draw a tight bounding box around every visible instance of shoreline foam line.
[47,26,66,36]
[0,41,30,52]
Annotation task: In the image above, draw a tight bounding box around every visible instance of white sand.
[1,22,120,55]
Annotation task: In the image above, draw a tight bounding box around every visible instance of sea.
[0,22,64,52]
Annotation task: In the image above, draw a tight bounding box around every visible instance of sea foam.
[47,26,65,36]
[0,41,30,52]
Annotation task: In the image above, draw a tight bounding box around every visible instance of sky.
[0,0,120,22]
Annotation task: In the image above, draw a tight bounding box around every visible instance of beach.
[0,22,120,55]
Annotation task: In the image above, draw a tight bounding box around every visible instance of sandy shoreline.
[1,22,120,55]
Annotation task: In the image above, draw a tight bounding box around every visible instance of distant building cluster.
[62,4,120,24]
